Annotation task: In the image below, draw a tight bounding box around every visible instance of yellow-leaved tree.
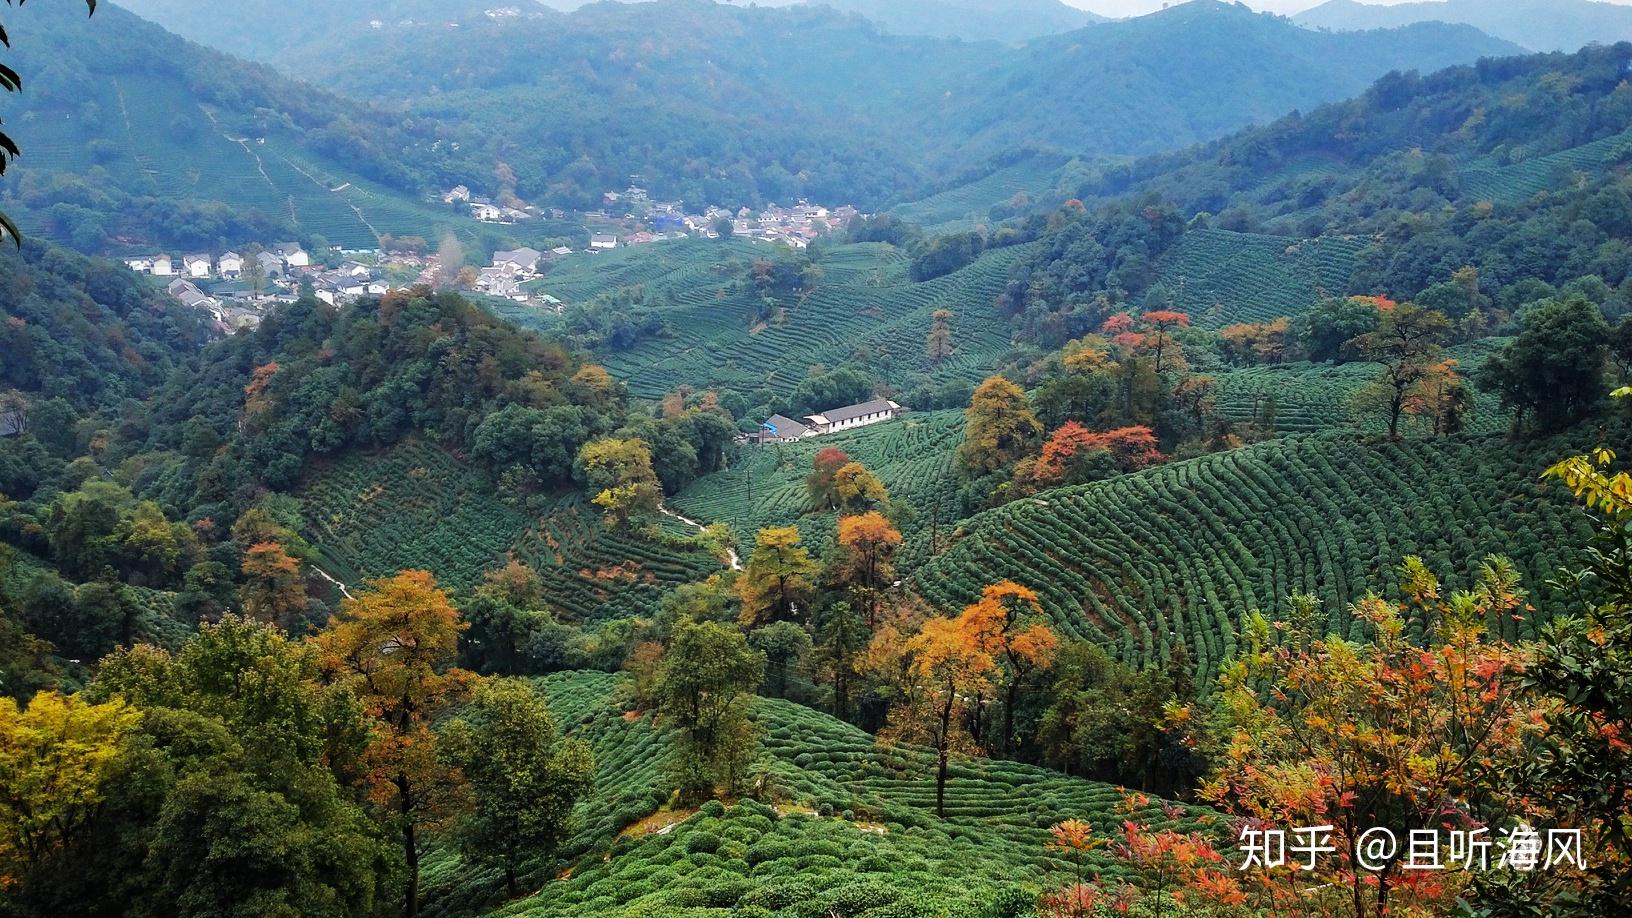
[0,691,138,889]
[313,570,472,918]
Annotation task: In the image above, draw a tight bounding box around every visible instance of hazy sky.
[1068,0,1632,17]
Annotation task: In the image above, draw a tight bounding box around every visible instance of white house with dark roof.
[166,278,217,312]
[589,233,619,250]
[151,255,175,277]
[756,398,904,444]
[758,414,812,443]
[183,254,213,278]
[274,243,310,268]
[218,251,243,279]
[256,251,285,280]
[803,398,903,436]
[493,247,542,274]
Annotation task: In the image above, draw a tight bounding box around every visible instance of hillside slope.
[914,428,1600,685]
[0,2,528,251]
[295,441,724,622]
[110,0,499,63]
[1003,42,1632,342]
[937,1,1522,163]
[419,671,1213,917]
[496,238,1021,402]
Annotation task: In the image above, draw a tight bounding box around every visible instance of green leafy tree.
[1295,296,1382,363]
[747,621,812,700]
[1479,295,1609,433]
[577,437,661,525]
[656,622,764,802]
[1349,303,1451,439]
[86,619,394,918]
[440,678,593,900]
[815,601,866,722]
[1524,441,1632,908]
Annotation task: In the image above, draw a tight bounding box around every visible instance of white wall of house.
[833,409,894,431]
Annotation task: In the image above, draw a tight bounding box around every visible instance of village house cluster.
[442,180,864,250]
[757,398,906,444]
[470,245,565,311]
[126,242,410,331]
[588,184,863,250]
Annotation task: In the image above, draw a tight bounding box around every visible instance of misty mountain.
[813,0,1105,43]
[1295,0,1632,53]
[9,0,1525,231]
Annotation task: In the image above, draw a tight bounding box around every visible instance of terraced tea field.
[670,410,966,557]
[1156,229,1368,327]
[1209,340,1508,434]
[1458,126,1632,204]
[527,238,769,305]
[601,243,1027,399]
[296,441,721,620]
[890,155,1070,233]
[421,671,1214,918]
[915,427,1601,686]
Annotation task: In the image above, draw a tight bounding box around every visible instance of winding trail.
[312,566,355,601]
[658,504,742,571]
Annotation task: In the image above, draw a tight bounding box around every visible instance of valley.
[2,3,1630,918]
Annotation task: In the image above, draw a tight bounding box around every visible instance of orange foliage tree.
[1140,310,1191,375]
[313,570,473,918]
[957,581,1057,755]
[835,511,902,627]
[806,447,851,511]
[1035,422,1164,484]
[238,541,306,630]
[873,614,997,817]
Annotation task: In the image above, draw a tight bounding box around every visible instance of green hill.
[0,2,548,251]
[420,670,1214,917]
[294,441,725,622]
[499,239,1023,401]
[913,427,1599,685]
[1007,43,1632,343]
[889,154,1077,235]
[183,0,1518,212]
[1153,229,1369,328]
[111,0,498,64]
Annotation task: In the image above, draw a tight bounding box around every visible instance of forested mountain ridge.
[999,42,1632,347]
[812,0,1105,43]
[116,0,1520,211]
[0,2,499,250]
[1296,0,1632,53]
[935,1,1522,163]
[110,0,501,64]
